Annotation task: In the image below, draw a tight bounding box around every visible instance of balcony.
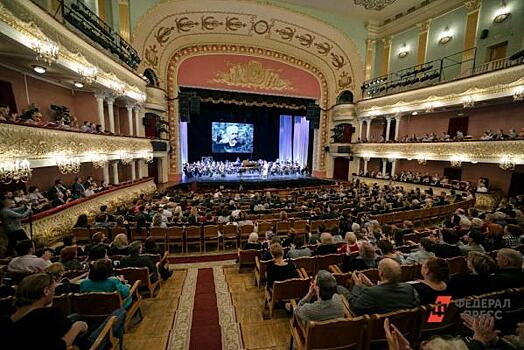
[352,139,524,166]
[0,122,153,168]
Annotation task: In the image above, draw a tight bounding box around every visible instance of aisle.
[189,268,221,349]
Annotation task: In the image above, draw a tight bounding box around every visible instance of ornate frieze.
[22,179,157,242]
[353,140,524,164]
[0,123,152,160]
[332,103,356,122]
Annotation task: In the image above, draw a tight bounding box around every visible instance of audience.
[286,235,312,258]
[266,243,299,290]
[490,248,524,290]
[120,241,158,283]
[314,232,338,256]
[412,257,449,305]
[447,251,497,298]
[7,240,50,273]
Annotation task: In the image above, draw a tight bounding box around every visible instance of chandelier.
[56,156,81,174]
[354,0,397,11]
[450,158,462,168]
[119,152,133,165]
[90,154,108,168]
[499,156,515,171]
[31,38,59,65]
[0,159,32,184]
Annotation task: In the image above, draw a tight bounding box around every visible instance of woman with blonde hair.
[151,212,166,228]
[108,233,129,256]
[338,232,359,254]
[243,232,261,250]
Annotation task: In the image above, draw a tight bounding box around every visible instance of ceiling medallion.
[354,0,397,11]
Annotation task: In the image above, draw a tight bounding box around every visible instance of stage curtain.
[279,115,293,161]
[293,116,309,167]
[180,121,188,164]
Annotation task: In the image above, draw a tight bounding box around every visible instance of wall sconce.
[513,86,524,101]
[398,44,409,58]
[463,96,475,108]
[450,156,463,168]
[499,156,515,170]
[494,2,511,23]
[438,26,453,45]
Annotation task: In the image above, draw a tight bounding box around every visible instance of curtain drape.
[279,115,293,161]
[180,121,188,165]
[293,116,309,167]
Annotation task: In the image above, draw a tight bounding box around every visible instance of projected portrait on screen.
[212,122,254,153]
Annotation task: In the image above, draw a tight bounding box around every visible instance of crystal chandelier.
[119,152,133,165]
[56,156,81,174]
[499,156,515,171]
[0,159,32,184]
[354,0,397,11]
[31,38,59,65]
[90,154,108,168]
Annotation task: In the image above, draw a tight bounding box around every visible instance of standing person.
[0,198,32,257]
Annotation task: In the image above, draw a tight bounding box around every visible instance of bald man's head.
[378,258,401,283]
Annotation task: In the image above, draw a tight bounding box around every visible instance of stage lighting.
[32,65,46,74]
[74,81,84,88]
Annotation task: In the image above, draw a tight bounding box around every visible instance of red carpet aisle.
[189,268,222,350]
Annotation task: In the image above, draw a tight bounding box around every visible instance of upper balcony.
[357,47,524,117]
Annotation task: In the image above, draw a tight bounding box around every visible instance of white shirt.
[8,255,50,272]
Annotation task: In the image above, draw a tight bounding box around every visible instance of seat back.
[366,307,422,349]
[141,253,161,264]
[316,254,345,272]
[239,224,255,235]
[221,224,238,237]
[185,226,202,240]
[309,220,324,232]
[420,301,461,337]
[256,258,273,285]
[116,267,151,288]
[150,227,166,242]
[272,277,310,302]
[291,256,317,277]
[323,219,339,231]
[292,220,308,234]
[306,316,368,350]
[111,226,128,237]
[53,293,72,315]
[238,249,261,267]
[72,227,91,243]
[0,296,14,317]
[400,264,421,282]
[71,292,122,320]
[166,226,184,242]
[447,256,467,275]
[203,225,219,239]
[131,227,148,241]
[275,221,291,234]
[257,222,274,233]
[360,268,380,285]
[5,270,34,285]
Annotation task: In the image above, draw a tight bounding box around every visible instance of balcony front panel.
[352,140,524,164]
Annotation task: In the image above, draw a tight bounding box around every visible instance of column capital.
[366,38,376,46]
[417,19,431,32]
[94,92,106,101]
[464,0,481,11]
[125,104,135,111]
[394,113,403,121]
[105,95,115,104]
[381,37,392,47]
[385,116,393,122]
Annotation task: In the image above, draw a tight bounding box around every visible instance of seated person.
[60,246,84,271]
[411,257,449,305]
[458,230,486,254]
[338,232,359,254]
[286,235,312,258]
[266,243,299,290]
[7,240,50,273]
[294,270,345,323]
[55,234,85,256]
[0,269,14,298]
[80,258,132,309]
[107,233,129,256]
[403,238,435,265]
[348,258,420,315]
[502,224,522,248]
[431,229,462,259]
[0,273,89,349]
[340,241,378,272]
[143,236,163,255]
[74,214,90,229]
[377,240,405,264]
[120,241,158,283]
[490,248,524,291]
[243,232,262,250]
[314,232,338,256]
[45,262,80,295]
[447,251,496,299]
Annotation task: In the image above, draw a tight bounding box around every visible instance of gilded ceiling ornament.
[252,19,271,35]
[464,0,482,11]
[155,26,174,46]
[211,60,294,91]
[145,44,159,67]
[174,16,199,32]
[225,17,246,31]
[275,26,296,41]
[354,0,397,11]
[314,41,332,55]
[338,71,353,89]
[201,16,223,30]
[296,33,315,47]
[331,52,346,70]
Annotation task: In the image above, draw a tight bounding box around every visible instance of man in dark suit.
[348,258,420,315]
[48,179,67,200]
[72,177,86,197]
[490,248,524,291]
[120,241,158,283]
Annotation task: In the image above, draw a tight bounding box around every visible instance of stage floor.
[174,173,335,190]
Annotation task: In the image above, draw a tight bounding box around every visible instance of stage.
[173,173,335,190]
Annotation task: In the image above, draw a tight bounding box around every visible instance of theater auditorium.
[0,0,523,349]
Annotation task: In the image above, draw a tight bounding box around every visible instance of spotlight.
[412,111,418,115]
[32,65,46,74]
[73,81,84,88]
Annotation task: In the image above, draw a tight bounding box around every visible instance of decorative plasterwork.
[332,103,356,122]
[0,1,146,102]
[354,0,397,11]
[352,140,524,164]
[211,60,293,91]
[165,44,330,175]
[356,64,524,116]
[22,179,157,241]
[464,0,482,11]
[0,123,152,160]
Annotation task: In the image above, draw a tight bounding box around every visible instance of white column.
[137,159,144,178]
[385,117,392,141]
[106,96,115,134]
[391,160,397,177]
[366,118,372,141]
[102,164,110,185]
[312,129,320,173]
[355,157,361,174]
[382,158,387,174]
[134,106,141,137]
[358,119,364,141]
[394,115,402,141]
[363,159,369,174]
[95,93,105,130]
[112,162,119,184]
[126,105,134,136]
[130,160,136,180]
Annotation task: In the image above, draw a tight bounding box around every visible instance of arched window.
[143,68,159,87]
[337,90,354,104]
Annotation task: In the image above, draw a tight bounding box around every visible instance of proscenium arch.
[131,0,365,178]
